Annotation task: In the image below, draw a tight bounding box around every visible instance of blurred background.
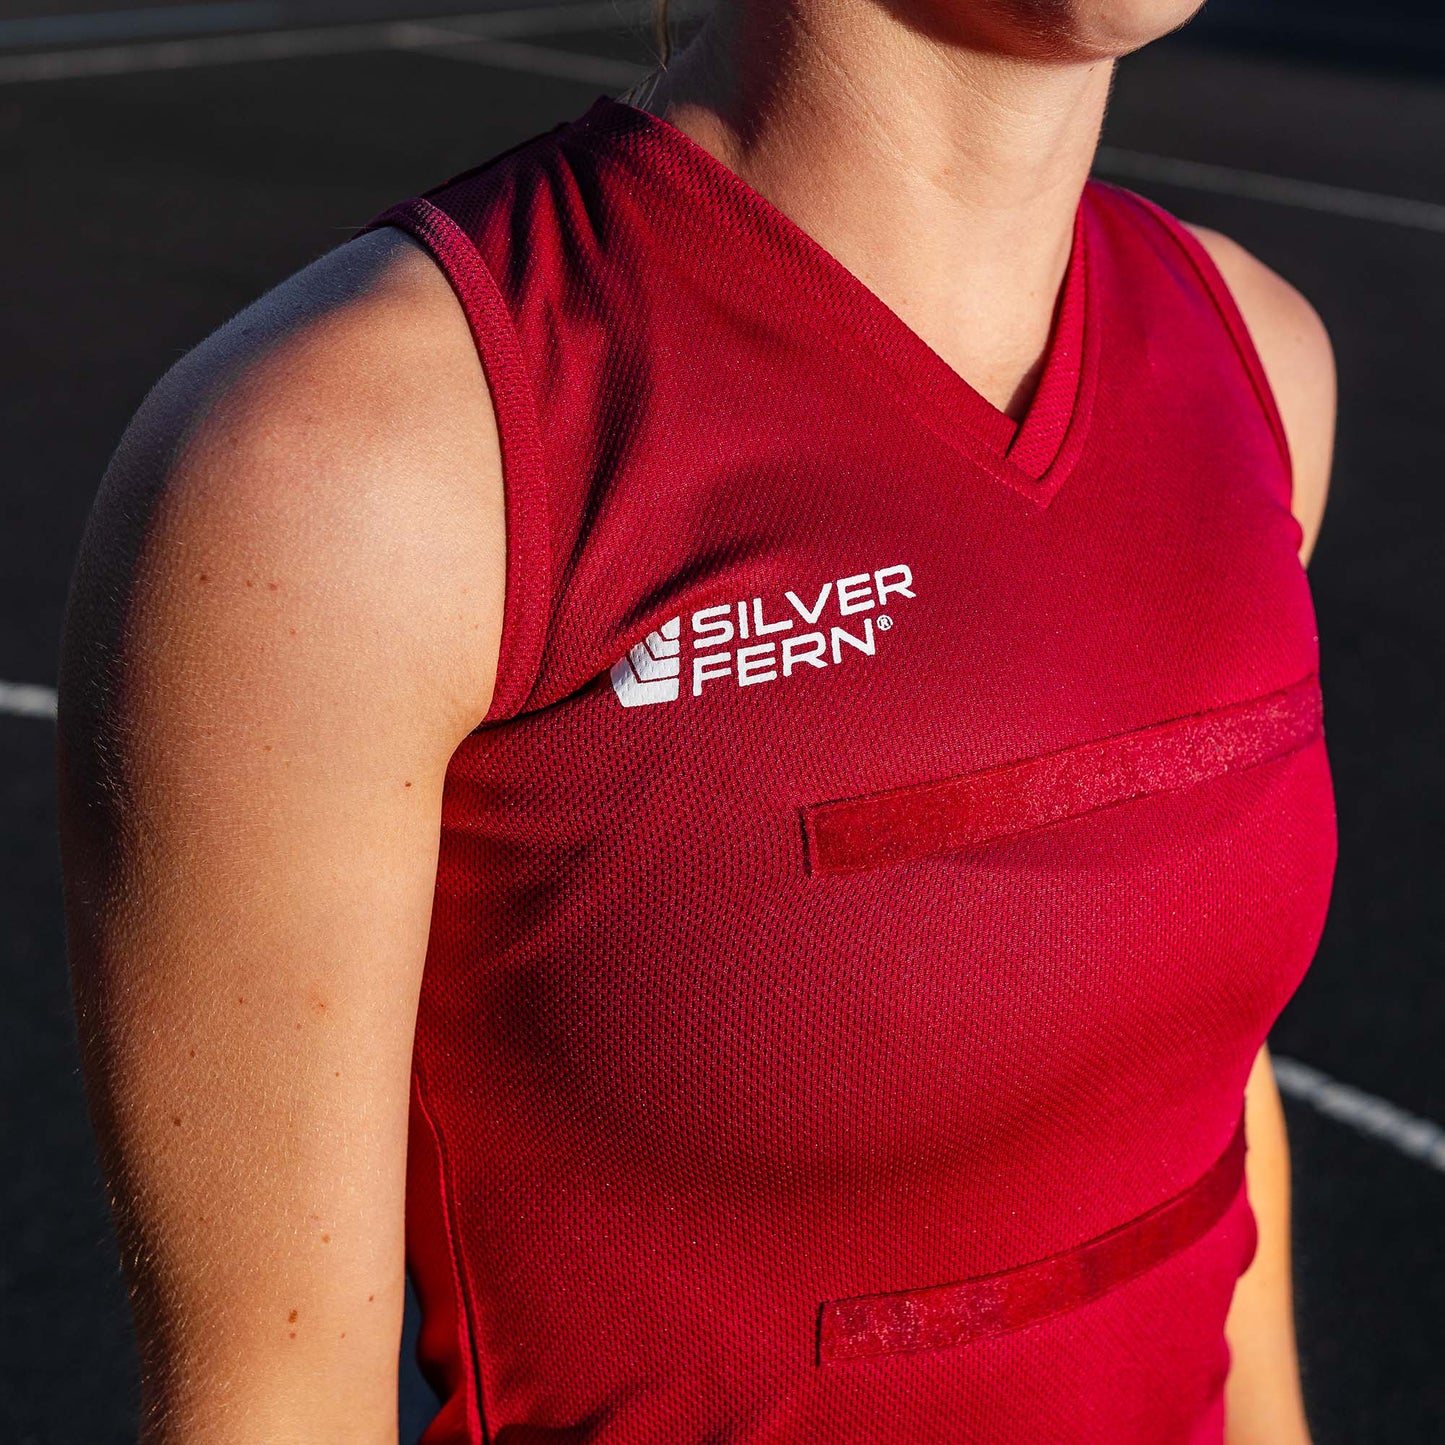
[3,0,1443,1440]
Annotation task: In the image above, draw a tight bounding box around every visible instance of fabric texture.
[355,94,1337,1444]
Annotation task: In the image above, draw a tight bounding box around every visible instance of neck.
[631,0,1114,419]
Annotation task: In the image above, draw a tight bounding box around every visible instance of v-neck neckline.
[570,94,1100,511]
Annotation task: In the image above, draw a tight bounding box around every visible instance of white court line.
[0,0,666,50]
[392,25,646,86]
[0,681,58,719]
[399,0,705,40]
[0,21,420,80]
[1094,146,1445,235]
[1273,1054,1445,1174]
[0,25,645,87]
[0,2,287,50]
[0,0,688,84]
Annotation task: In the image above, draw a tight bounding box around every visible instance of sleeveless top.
[357,95,1337,1445]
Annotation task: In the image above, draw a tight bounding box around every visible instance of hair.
[654,0,673,67]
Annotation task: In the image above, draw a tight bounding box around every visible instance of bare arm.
[56,226,505,1444]
[1225,1042,1311,1445]
[1185,223,1337,1445]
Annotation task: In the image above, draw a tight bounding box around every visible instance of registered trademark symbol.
[876,613,893,631]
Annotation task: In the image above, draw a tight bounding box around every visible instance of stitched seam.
[1028,191,1102,502]
[413,1060,493,1445]
[1004,196,1093,488]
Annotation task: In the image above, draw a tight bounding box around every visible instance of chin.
[1071,0,1207,53]
[949,0,1208,59]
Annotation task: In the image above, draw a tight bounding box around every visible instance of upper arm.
[56,226,504,1443]
[1183,224,1337,571]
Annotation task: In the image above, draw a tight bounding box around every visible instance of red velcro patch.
[817,1109,1250,1363]
[804,673,1323,875]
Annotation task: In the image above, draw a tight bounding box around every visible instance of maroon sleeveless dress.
[358,94,1337,1444]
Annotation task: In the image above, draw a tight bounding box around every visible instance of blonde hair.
[620,0,673,107]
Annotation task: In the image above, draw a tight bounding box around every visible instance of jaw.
[886,0,1209,61]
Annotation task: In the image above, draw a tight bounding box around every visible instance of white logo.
[609,616,682,707]
[609,564,915,708]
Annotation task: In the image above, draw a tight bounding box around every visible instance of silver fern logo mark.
[609,565,916,709]
[610,617,682,707]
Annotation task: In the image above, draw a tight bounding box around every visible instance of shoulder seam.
[409,121,572,208]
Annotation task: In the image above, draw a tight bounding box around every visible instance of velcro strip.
[817,1110,1250,1363]
[804,673,1323,875]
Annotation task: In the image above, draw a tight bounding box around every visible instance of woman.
[56,0,1338,1440]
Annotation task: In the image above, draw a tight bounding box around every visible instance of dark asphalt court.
[2,2,1442,1441]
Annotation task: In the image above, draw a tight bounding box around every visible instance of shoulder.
[67,224,506,751]
[55,229,512,1421]
[1181,223,1336,568]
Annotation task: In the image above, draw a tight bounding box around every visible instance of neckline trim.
[569,94,1099,510]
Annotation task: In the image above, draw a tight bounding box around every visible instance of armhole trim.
[357,197,552,726]
[1107,185,1295,507]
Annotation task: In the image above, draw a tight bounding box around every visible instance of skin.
[55,0,1334,1440]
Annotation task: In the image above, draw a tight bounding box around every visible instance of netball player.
[56,0,1337,1440]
